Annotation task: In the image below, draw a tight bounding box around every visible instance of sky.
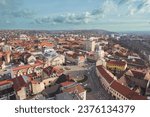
[0,0,150,32]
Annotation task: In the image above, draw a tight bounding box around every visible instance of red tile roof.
[60,81,74,87]
[53,66,64,75]
[0,80,13,87]
[131,70,146,78]
[43,66,53,76]
[97,65,114,84]
[110,81,146,100]
[40,42,54,47]
[43,66,64,76]
[107,60,127,67]
[12,60,43,71]
[97,65,147,100]
[12,76,27,91]
[63,84,85,94]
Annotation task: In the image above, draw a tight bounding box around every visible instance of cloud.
[34,9,104,25]
[35,0,150,26]
[113,0,150,15]
[11,10,35,18]
[0,0,34,18]
[0,0,21,11]
[138,0,150,13]
[0,0,150,30]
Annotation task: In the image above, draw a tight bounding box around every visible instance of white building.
[45,55,65,67]
[43,48,55,54]
[20,34,30,40]
[96,46,105,59]
[85,39,95,52]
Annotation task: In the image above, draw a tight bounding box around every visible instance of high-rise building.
[85,39,95,52]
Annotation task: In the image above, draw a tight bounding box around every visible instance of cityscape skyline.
[0,0,150,31]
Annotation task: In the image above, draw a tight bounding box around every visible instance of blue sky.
[0,0,150,32]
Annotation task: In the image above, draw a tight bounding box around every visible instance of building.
[125,69,148,88]
[109,80,146,100]
[19,34,30,40]
[61,82,86,100]
[0,69,13,81]
[42,66,64,88]
[106,60,127,71]
[44,55,65,67]
[20,52,36,65]
[125,69,150,96]
[96,65,147,100]
[96,46,105,59]
[12,76,31,100]
[96,65,115,90]
[42,84,61,99]
[85,39,95,52]
[31,80,45,95]
[65,51,86,65]
[0,80,16,100]
[0,69,16,100]
[0,51,11,65]
[12,60,43,77]
[55,92,80,100]
[40,42,54,49]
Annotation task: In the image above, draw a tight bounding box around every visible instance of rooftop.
[110,80,146,100]
[62,84,85,94]
[97,65,114,84]
[107,60,127,67]
[131,69,146,78]
[97,65,147,100]
[0,80,13,87]
[60,81,74,87]
[12,76,27,91]
[12,60,43,71]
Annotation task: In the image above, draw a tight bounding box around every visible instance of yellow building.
[106,60,127,71]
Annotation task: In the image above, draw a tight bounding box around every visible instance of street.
[84,64,113,100]
[63,64,113,100]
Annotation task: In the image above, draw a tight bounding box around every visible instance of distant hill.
[46,29,116,35]
[121,31,150,36]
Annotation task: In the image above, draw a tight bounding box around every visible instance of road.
[63,64,113,100]
[85,64,113,100]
